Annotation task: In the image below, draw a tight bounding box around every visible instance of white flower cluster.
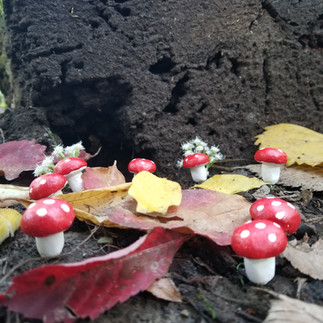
[33,141,85,176]
[176,136,223,169]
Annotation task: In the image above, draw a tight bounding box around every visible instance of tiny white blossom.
[52,145,65,158]
[33,156,55,176]
[193,136,203,145]
[64,141,85,157]
[195,145,204,152]
[181,142,194,151]
[184,150,193,157]
[210,146,220,153]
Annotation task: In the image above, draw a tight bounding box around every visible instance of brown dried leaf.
[264,292,323,322]
[82,161,125,190]
[243,164,323,191]
[147,278,182,303]
[0,184,30,207]
[282,239,323,280]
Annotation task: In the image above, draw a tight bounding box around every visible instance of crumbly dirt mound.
[1,0,322,181]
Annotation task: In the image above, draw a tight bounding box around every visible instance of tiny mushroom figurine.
[29,173,68,200]
[182,153,209,182]
[254,148,287,184]
[250,196,301,234]
[21,198,75,257]
[53,157,87,192]
[128,158,156,176]
[231,219,287,285]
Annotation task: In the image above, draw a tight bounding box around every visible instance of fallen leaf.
[0,141,46,180]
[282,239,323,280]
[244,164,323,191]
[254,123,323,167]
[195,174,265,194]
[0,184,30,207]
[0,228,188,322]
[264,291,323,322]
[82,161,125,190]
[147,278,182,303]
[128,171,182,215]
[0,209,22,244]
[64,189,251,246]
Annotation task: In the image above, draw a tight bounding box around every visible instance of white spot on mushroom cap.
[43,199,55,205]
[275,211,285,220]
[61,204,70,213]
[40,179,47,185]
[272,201,282,207]
[273,222,281,228]
[255,222,266,229]
[36,208,47,217]
[240,230,250,238]
[268,233,277,242]
[257,205,264,212]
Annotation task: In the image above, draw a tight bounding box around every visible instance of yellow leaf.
[128,171,182,215]
[0,208,22,244]
[195,174,265,194]
[255,123,323,166]
[58,183,131,227]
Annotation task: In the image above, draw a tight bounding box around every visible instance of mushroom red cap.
[128,158,156,174]
[182,153,209,168]
[29,173,68,200]
[53,157,87,176]
[231,220,287,259]
[254,148,287,164]
[249,197,301,234]
[21,198,75,237]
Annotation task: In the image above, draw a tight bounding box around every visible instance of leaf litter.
[0,126,323,322]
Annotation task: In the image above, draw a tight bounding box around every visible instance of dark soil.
[0,0,322,322]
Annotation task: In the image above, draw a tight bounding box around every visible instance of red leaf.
[0,228,188,322]
[74,189,251,246]
[82,162,125,190]
[0,141,46,180]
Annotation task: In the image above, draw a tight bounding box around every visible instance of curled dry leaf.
[147,278,182,303]
[244,164,323,191]
[0,209,22,244]
[0,184,30,207]
[282,239,323,280]
[0,228,189,322]
[82,161,125,190]
[263,291,323,322]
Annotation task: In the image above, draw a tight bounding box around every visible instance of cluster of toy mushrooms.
[21,157,87,258]
[231,196,301,285]
[21,145,290,264]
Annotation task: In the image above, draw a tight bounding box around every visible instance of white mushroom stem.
[244,256,276,285]
[35,231,65,257]
[189,165,208,182]
[260,162,282,184]
[66,169,84,192]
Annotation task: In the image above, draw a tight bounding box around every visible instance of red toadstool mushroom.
[29,173,68,200]
[21,198,75,257]
[254,148,287,184]
[231,219,287,284]
[53,157,87,192]
[128,158,156,177]
[250,197,301,234]
[182,153,209,182]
